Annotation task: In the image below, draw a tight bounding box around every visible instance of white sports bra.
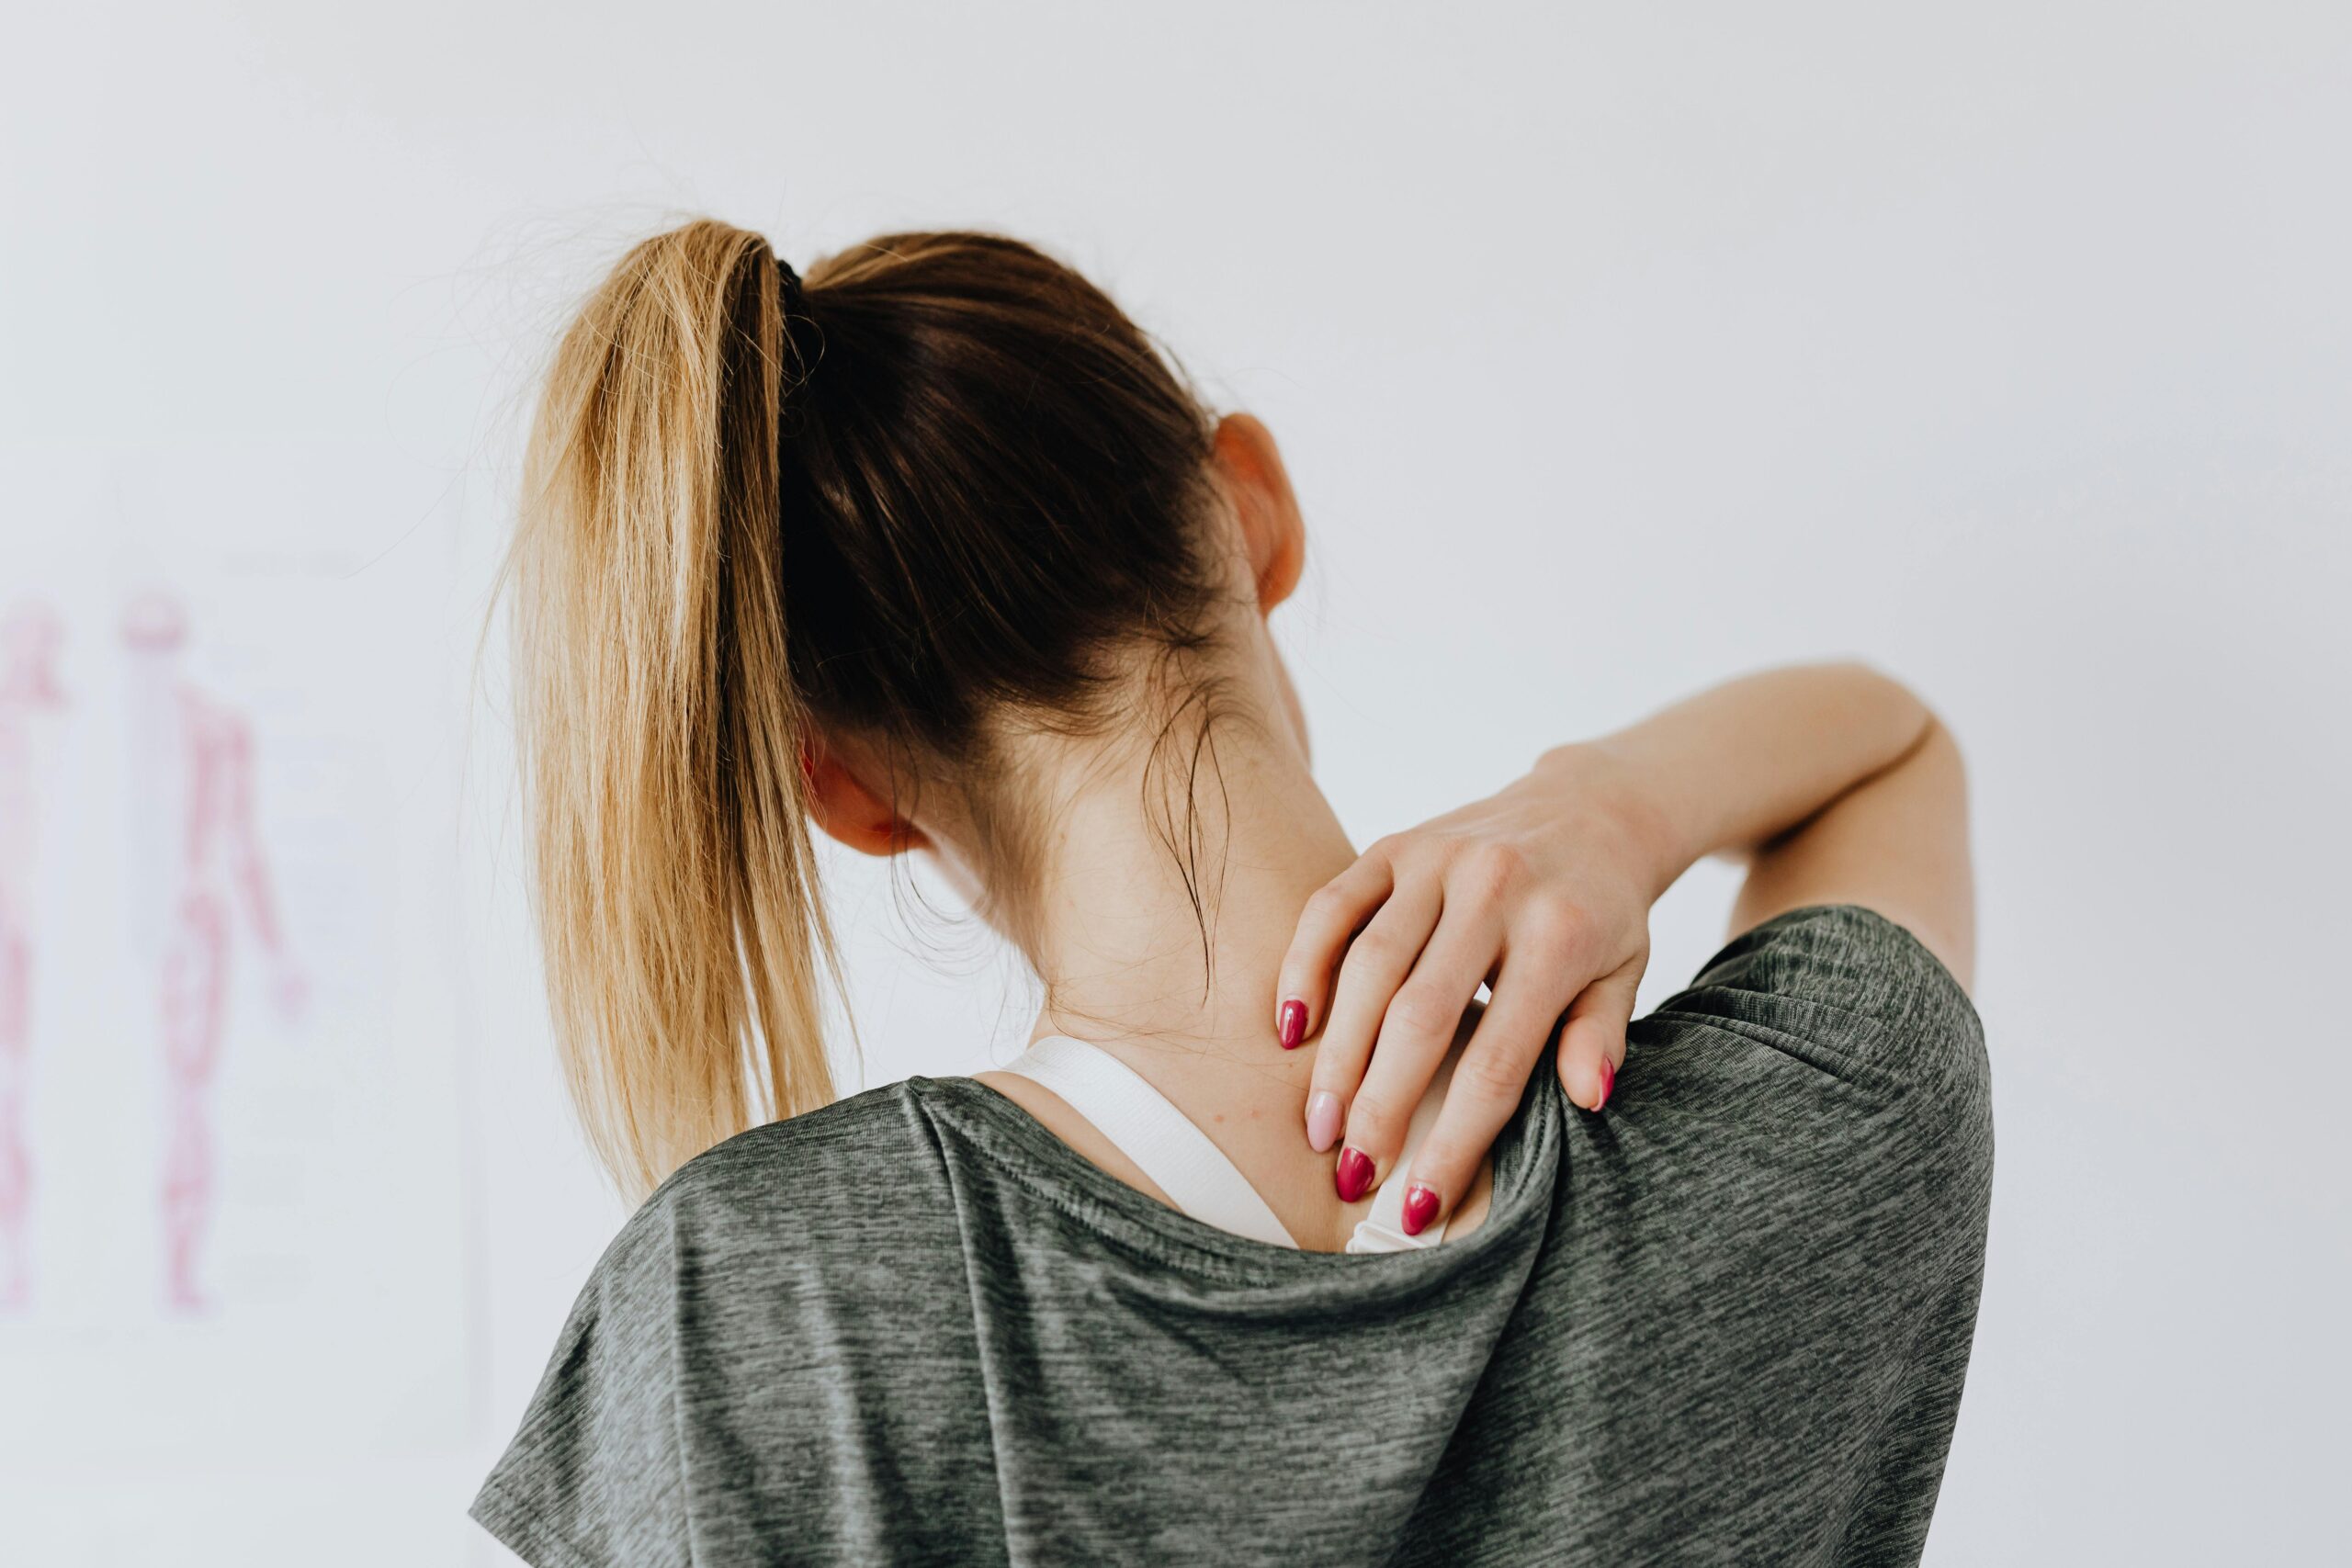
[997,1035,1452,1253]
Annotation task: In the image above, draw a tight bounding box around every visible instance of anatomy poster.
[0,444,479,1559]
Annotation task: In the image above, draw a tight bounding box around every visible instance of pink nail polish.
[1335,1146,1374,1203]
[1278,999,1306,1050]
[1306,1090,1342,1153]
[1401,1182,1440,1236]
[1595,1057,1615,1111]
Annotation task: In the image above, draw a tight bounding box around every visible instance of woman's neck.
[975,717,1485,1251]
[1022,733,1358,1061]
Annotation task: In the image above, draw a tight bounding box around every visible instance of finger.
[1393,953,1583,1233]
[1555,959,1642,1112]
[1339,902,1506,1197]
[1273,844,1397,1050]
[1304,874,1442,1155]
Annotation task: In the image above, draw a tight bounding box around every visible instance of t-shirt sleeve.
[1652,901,1988,1122]
[1635,904,1994,1558]
[469,1202,693,1568]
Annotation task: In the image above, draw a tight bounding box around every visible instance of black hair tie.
[774,255,817,412]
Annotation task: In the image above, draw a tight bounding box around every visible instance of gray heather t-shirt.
[473,905,1993,1566]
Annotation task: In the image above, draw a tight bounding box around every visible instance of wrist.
[1527,739,1690,903]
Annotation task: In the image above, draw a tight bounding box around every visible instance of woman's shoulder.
[1629,904,1993,1200]
[475,1081,967,1568]
[1561,905,1994,1322]
[622,1078,959,1266]
[1646,904,1986,1099]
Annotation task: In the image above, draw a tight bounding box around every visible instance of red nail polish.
[1401,1182,1440,1236]
[1595,1057,1615,1111]
[1334,1146,1374,1203]
[1278,998,1306,1050]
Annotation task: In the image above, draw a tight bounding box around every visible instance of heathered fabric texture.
[474,905,1993,1566]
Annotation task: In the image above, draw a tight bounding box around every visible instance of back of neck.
[978,738,1483,1250]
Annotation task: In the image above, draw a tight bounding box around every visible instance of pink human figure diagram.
[0,602,67,1311]
[122,593,305,1314]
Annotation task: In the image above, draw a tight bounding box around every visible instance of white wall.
[4,4,2346,1562]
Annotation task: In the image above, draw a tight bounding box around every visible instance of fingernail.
[1306,1090,1342,1153]
[1335,1146,1375,1203]
[1278,998,1306,1050]
[1401,1182,1441,1236]
[1594,1057,1615,1111]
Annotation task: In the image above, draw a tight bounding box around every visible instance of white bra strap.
[1346,1059,1454,1254]
[1000,1036,1300,1249]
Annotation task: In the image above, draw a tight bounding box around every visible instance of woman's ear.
[800,735,930,858]
[1212,412,1306,615]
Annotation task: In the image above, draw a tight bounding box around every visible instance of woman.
[474,220,1989,1566]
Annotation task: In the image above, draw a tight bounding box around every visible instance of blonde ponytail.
[507,220,841,1200]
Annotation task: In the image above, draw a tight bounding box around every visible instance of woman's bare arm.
[1277,660,1974,1233]
[1570,660,1974,986]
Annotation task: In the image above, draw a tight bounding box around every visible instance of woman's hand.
[1274,663,1951,1234]
[1275,744,1674,1230]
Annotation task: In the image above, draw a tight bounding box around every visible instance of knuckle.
[1523,893,1589,956]
[1345,926,1400,970]
[1301,885,1351,922]
[1385,985,1452,1039]
[1457,840,1528,899]
[1417,830,1467,865]
[1456,1043,1532,1103]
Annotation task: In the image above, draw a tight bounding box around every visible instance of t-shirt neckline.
[909,1062,1566,1296]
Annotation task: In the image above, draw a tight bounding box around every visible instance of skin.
[803,413,1975,1249]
